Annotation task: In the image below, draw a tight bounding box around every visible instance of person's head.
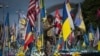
[47,15,54,24]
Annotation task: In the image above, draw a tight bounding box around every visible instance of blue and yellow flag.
[62,3,72,41]
[66,0,75,30]
[36,0,45,49]
[74,4,86,31]
[40,0,46,22]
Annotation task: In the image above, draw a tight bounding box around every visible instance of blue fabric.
[62,3,68,23]
[74,4,82,27]
[41,8,45,18]
[89,24,95,33]
[74,17,81,27]
[26,22,32,34]
[83,33,89,46]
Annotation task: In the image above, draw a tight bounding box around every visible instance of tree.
[82,0,100,30]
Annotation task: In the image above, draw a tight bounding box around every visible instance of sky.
[0,0,84,25]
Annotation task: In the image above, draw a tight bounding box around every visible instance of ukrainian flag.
[66,0,75,30]
[74,4,86,31]
[62,3,72,41]
[40,0,46,22]
[38,0,46,48]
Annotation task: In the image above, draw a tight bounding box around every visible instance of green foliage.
[82,0,100,30]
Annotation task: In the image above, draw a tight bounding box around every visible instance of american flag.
[54,9,62,35]
[27,0,40,27]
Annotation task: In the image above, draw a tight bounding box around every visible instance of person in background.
[74,28,84,50]
[43,15,56,56]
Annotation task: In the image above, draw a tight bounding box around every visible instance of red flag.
[54,9,62,35]
[27,0,40,27]
[24,21,34,50]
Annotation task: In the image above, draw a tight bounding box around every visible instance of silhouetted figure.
[74,28,84,48]
[43,15,56,56]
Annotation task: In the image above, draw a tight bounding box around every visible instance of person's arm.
[46,25,54,31]
[43,22,55,31]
